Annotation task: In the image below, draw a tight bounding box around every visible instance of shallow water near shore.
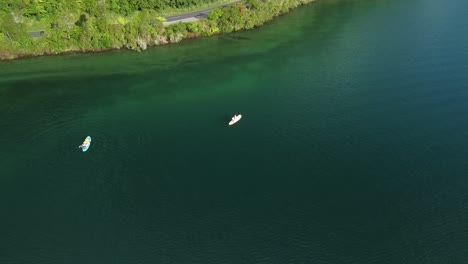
[1,0,468,263]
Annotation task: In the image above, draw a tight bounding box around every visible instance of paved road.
[164,0,241,25]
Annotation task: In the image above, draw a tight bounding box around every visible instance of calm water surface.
[1,0,468,263]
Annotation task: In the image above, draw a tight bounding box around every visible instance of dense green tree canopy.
[0,0,315,60]
[0,0,227,17]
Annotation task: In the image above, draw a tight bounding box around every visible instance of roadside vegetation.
[0,0,315,60]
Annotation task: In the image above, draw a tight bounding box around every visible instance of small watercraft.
[79,136,92,152]
[229,114,242,126]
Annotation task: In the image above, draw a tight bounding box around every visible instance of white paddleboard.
[229,114,242,126]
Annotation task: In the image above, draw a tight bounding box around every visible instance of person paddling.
[228,114,242,126]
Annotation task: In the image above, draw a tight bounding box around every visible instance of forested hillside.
[0,0,315,60]
[0,0,229,17]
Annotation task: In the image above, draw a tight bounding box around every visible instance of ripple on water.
[125,126,154,147]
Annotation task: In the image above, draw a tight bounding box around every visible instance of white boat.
[79,136,92,152]
[229,114,242,126]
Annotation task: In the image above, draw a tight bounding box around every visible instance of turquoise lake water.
[1,0,468,263]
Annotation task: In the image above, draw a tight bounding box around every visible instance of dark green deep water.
[1,0,468,263]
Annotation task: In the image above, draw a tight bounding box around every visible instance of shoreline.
[0,0,316,61]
